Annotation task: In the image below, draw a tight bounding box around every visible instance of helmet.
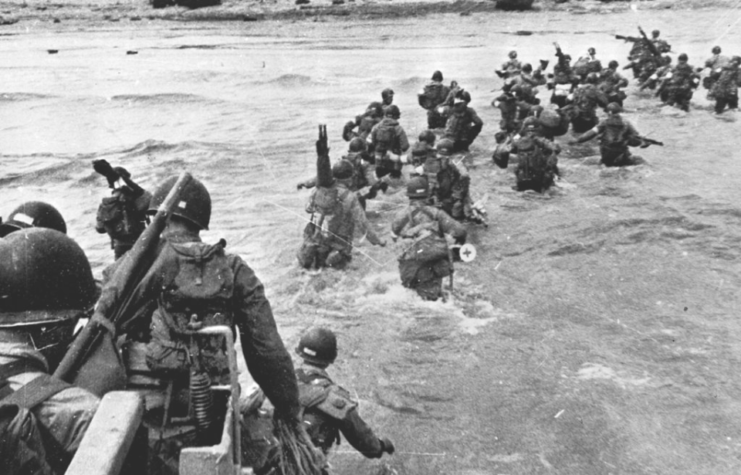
[712,46,721,55]
[148,175,211,230]
[652,29,660,38]
[663,55,672,64]
[436,138,455,156]
[522,63,533,73]
[332,160,354,180]
[460,90,472,103]
[606,102,623,114]
[508,50,517,59]
[385,104,400,118]
[609,60,619,69]
[586,72,600,84]
[678,53,688,62]
[0,201,67,238]
[432,70,443,82]
[406,176,430,199]
[0,228,96,325]
[419,130,436,144]
[588,47,596,55]
[731,56,741,66]
[349,137,366,153]
[295,327,337,366]
[381,88,394,102]
[367,101,384,116]
[113,166,131,180]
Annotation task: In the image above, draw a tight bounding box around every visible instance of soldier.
[570,102,653,167]
[392,176,467,301]
[570,72,609,133]
[293,327,395,462]
[92,175,304,448]
[299,160,386,270]
[381,88,395,115]
[599,60,629,107]
[420,138,471,222]
[573,47,602,83]
[443,92,484,152]
[410,130,437,167]
[342,102,384,144]
[663,53,700,112]
[640,55,673,98]
[93,160,152,259]
[492,83,520,133]
[509,121,561,193]
[710,56,740,114]
[418,71,451,129]
[506,63,547,105]
[702,46,731,97]
[0,228,100,473]
[650,29,671,54]
[496,50,522,79]
[368,105,410,179]
[0,201,67,238]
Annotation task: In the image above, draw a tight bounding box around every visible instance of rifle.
[553,42,567,63]
[615,34,641,43]
[638,26,661,59]
[638,136,664,147]
[54,172,194,394]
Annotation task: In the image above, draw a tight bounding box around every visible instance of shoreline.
[0,0,738,26]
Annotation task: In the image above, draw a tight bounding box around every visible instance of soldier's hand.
[297,182,305,190]
[92,159,117,179]
[540,59,550,70]
[316,124,329,158]
[380,437,395,455]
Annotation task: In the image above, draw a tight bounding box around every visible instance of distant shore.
[0,0,736,26]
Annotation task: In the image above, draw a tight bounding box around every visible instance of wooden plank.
[66,391,144,475]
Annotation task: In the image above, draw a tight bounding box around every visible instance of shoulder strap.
[1,374,72,409]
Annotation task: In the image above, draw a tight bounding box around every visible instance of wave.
[0,92,55,102]
[259,74,317,87]
[109,93,212,104]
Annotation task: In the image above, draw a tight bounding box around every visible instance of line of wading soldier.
[2,26,739,475]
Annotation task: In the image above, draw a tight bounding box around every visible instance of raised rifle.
[638,136,664,147]
[638,26,662,59]
[615,34,641,42]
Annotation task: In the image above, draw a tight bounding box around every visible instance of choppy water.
[3,7,741,474]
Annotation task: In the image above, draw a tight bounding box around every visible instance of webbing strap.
[1,374,72,410]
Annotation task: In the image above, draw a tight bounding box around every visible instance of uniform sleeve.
[436,209,467,241]
[391,209,411,236]
[299,177,318,189]
[351,196,383,245]
[133,190,152,215]
[398,127,410,153]
[232,258,300,420]
[336,408,384,458]
[470,109,484,127]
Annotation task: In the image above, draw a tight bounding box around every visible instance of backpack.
[602,115,628,147]
[96,192,144,241]
[145,240,235,377]
[418,82,443,110]
[374,122,396,153]
[400,207,450,262]
[515,137,549,182]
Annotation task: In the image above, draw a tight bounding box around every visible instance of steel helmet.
[678,53,688,62]
[606,102,623,114]
[406,176,430,199]
[588,47,596,55]
[508,50,517,59]
[431,70,443,81]
[349,137,366,153]
[712,46,721,55]
[0,228,96,326]
[148,175,211,230]
[586,72,600,84]
[419,130,436,145]
[381,88,394,102]
[296,327,338,366]
[385,104,401,118]
[436,138,455,156]
[367,101,384,116]
[522,63,533,73]
[608,60,619,69]
[332,160,354,180]
[652,29,660,38]
[0,201,67,238]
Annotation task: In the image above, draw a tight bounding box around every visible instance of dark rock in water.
[332,0,344,4]
[47,49,58,54]
[126,50,138,55]
[0,15,19,25]
[52,18,61,23]
[295,0,310,4]
[176,0,221,9]
[495,0,534,11]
